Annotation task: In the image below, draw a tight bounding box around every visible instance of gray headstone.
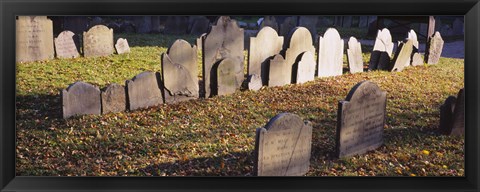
[411,53,423,66]
[425,32,444,64]
[249,27,284,85]
[268,54,289,87]
[202,16,244,98]
[284,27,316,84]
[16,16,54,63]
[336,81,387,158]
[161,39,199,103]
[369,28,394,70]
[391,39,413,72]
[279,16,297,37]
[83,25,114,58]
[452,18,463,35]
[260,16,278,32]
[134,16,152,34]
[295,51,316,84]
[62,81,101,119]
[164,16,189,35]
[299,16,319,42]
[347,36,364,74]
[247,74,263,91]
[451,88,465,136]
[115,38,130,54]
[189,16,210,35]
[54,30,80,59]
[318,28,344,77]
[342,16,353,27]
[101,83,126,114]
[255,113,312,176]
[359,16,368,28]
[126,71,163,111]
[214,57,242,96]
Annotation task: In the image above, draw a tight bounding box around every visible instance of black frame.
[1,0,479,191]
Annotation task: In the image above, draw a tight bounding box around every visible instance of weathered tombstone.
[451,89,465,136]
[101,83,126,114]
[358,16,368,28]
[342,16,353,27]
[247,74,263,91]
[115,38,130,54]
[391,39,413,72]
[202,16,244,98]
[336,81,387,158]
[294,51,316,84]
[347,36,364,73]
[452,18,463,35]
[299,16,319,42]
[248,27,284,85]
[369,28,394,70]
[62,81,101,119]
[317,28,344,77]
[164,16,189,35]
[213,57,242,96]
[268,54,289,87]
[189,16,210,35]
[279,16,297,37]
[284,27,316,84]
[161,39,199,103]
[134,16,152,34]
[126,71,163,111]
[254,113,312,176]
[425,31,444,64]
[260,16,279,32]
[83,25,114,58]
[16,16,55,63]
[54,30,80,59]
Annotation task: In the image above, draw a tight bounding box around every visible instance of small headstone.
[411,53,423,66]
[284,27,316,84]
[133,16,152,34]
[214,57,242,96]
[294,51,316,84]
[54,30,80,59]
[189,16,210,35]
[254,113,312,176]
[248,74,263,91]
[425,31,444,64]
[358,16,368,28]
[268,54,289,87]
[164,16,189,35]
[369,28,394,70]
[83,25,114,58]
[126,71,163,111]
[16,16,55,63]
[336,81,387,158]
[62,81,101,119]
[317,28,344,77]
[115,38,130,54]
[347,37,364,73]
[101,83,126,114]
[391,39,413,72]
[260,16,278,32]
[452,18,463,35]
[279,16,297,37]
[299,16,319,42]
[248,27,284,85]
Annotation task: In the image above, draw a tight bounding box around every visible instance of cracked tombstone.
[83,25,114,58]
[284,27,316,84]
[260,16,279,32]
[54,30,80,59]
[336,81,387,158]
[318,28,344,77]
[294,51,316,84]
[440,89,465,136]
[115,38,130,54]
[254,113,312,176]
[62,81,101,119]
[16,16,54,63]
[164,16,189,35]
[347,36,364,74]
[268,54,289,87]
[126,71,163,111]
[425,32,444,64]
[213,57,242,96]
[369,28,394,71]
[101,83,126,114]
[391,39,414,72]
[161,39,199,103]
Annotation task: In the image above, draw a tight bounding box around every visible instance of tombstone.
[260,16,279,32]
[244,30,259,50]
[126,71,163,111]
[284,27,316,84]
[279,16,297,37]
[294,51,316,84]
[299,16,319,42]
[318,28,344,77]
[62,81,101,119]
[439,96,457,135]
[189,16,210,35]
[358,16,368,28]
[161,39,199,103]
[336,81,387,158]
[164,16,189,35]
[391,39,413,72]
[115,38,130,54]
[83,25,114,58]
[369,28,394,70]
[347,37,364,73]
[342,16,353,27]
[452,18,463,35]
[450,88,465,136]
[213,57,242,96]
[151,16,161,33]
[254,113,312,176]
[133,16,152,34]
[101,83,126,114]
[247,74,263,91]
[411,53,423,66]
[248,27,284,85]
[54,30,80,59]
[268,54,289,87]
[16,16,55,63]
[202,16,244,98]
[425,32,444,64]
[407,29,419,50]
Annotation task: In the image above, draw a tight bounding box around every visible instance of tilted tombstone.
[133,16,152,34]
[115,38,130,54]
[268,54,289,87]
[161,39,199,103]
[202,16,244,98]
[249,27,284,85]
[425,32,444,64]
[164,16,189,35]
[317,28,344,77]
[83,25,114,58]
[189,16,210,35]
[336,81,387,158]
[254,113,312,176]
[347,36,364,73]
[54,30,80,59]
[369,28,394,71]
[101,83,126,114]
[283,27,316,84]
[294,51,316,84]
[391,39,414,72]
[279,16,297,37]
[260,16,279,32]
[62,81,101,119]
[299,16,319,42]
[126,71,163,111]
[213,57,242,96]
[16,16,55,63]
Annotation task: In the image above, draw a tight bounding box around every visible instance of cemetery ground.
[16,31,464,176]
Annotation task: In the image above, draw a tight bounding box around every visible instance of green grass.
[16,33,464,176]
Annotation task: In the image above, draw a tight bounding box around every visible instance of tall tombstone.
[254,113,312,176]
[101,83,126,114]
[347,36,364,73]
[390,39,413,72]
[369,28,394,71]
[248,27,284,85]
[164,16,189,35]
[202,16,244,98]
[161,39,199,103]
[62,81,101,119]
[294,51,316,84]
[213,57,242,96]
[299,16,319,42]
[283,27,316,84]
[54,30,80,59]
[317,28,344,77]
[336,81,387,158]
[260,16,279,32]
[189,16,210,35]
[83,25,114,58]
[134,16,152,34]
[425,31,444,64]
[16,16,54,63]
[126,71,163,111]
[115,38,130,54]
[268,54,289,87]
[279,16,297,37]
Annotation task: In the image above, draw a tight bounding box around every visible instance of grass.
[16,33,464,176]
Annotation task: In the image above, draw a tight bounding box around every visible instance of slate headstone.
[248,27,284,85]
[369,28,394,70]
[294,51,316,84]
[268,54,289,87]
[347,36,364,73]
[101,83,126,114]
[16,16,55,63]
[284,27,316,84]
[54,30,80,59]
[425,31,444,64]
[214,57,242,96]
[126,71,163,111]
[83,25,114,58]
[318,28,344,77]
[62,81,101,119]
[391,39,413,72]
[164,16,189,35]
[115,38,130,54]
[260,16,279,32]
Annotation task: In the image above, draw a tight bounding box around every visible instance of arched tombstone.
[268,54,288,87]
[391,39,414,72]
[369,28,394,71]
[254,113,312,176]
[212,57,242,96]
[115,38,130,54]
[62,81,101,119]
[101,83,127,114]
[425,31,444,64]
[318,28,344,77]
[126,71,163,111]
[336,81,387,158]
[83,25,114,58]
[16,16,54,63]
[54,30,80,59]
[283,27,316,84]
[294,51,316,84]
[347,36,364,73]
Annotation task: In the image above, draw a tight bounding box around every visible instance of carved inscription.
[16,16,54,63]
[54,30,79,59]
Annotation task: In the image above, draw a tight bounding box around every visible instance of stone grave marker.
[161,39,199,103]
[299,16,319,42]
[164,16,189,35]
[284,27,315,84]
[336,81,387,158]
[83,25,114,58]
[294,51,316,84]
[115,38,130,54]
[439,96,457,135]
[62,81,101,119]
[439,88,465,136]
[247,74,263,91]
[369,28,394,70]
[260,16,279,32]
[425,32,444,64]
[268,54,289,87]
[54,30,80,59]
[406,30,422,66]
[101,83,126,114]
[126,71,163,110]
[255,113,312,176]
[391,39,413,72]
[279,16,297,37]
[407,29,419,50]
[213,57,242,96]
[189,16,210,35]
[411,53,423,66]
[318,28,344,77]
[16,16,55,63]
[347,36,364,73]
